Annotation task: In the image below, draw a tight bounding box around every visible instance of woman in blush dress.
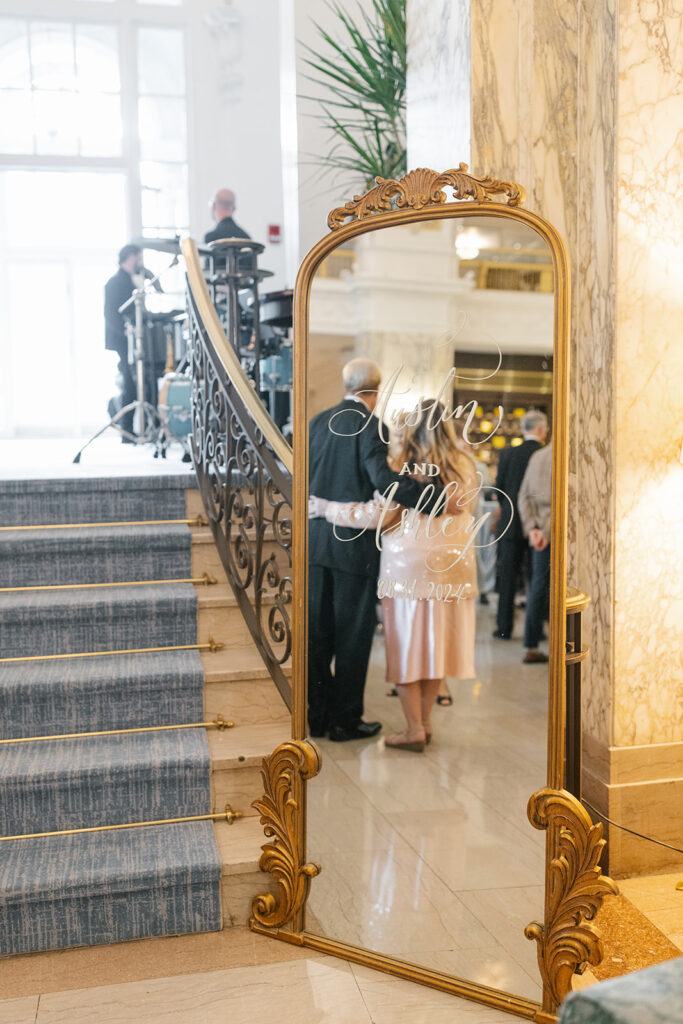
[311,401,481,752]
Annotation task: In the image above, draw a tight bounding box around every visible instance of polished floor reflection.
[0,956,519,1024]
[307,604,548,1001]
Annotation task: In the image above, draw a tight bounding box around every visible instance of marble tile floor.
[306,604,549,1003]
[0,955,526,1024]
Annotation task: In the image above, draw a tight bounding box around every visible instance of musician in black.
[204,189,250,243]
[104,244,143,440]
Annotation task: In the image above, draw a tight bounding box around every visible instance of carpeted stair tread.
[0,822,222,954]
[0,524,192,587]
[0,729,212,835]
[0,473,196,527]
[0,472,231,954]
[0,583,197,658]
[0,650,204,739]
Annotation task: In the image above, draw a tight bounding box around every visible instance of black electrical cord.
[582,798,683,857]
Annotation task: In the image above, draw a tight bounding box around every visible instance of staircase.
[0,471,289,957]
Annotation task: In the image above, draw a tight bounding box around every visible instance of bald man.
[204,188,250,243]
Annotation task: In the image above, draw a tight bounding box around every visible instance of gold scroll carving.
[525,788,618,1011]
[251,740,322,929]
[327,163,526,230]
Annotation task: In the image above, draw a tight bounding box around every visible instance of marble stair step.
[214,816,276,928]
[197,585,289,657]
[209,721,290,820]
[191,530,286,584]
[200,647,291,727]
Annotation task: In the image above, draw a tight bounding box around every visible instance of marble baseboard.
[581,732,683,787]
[608,777,683,877]
[581,734,683,876]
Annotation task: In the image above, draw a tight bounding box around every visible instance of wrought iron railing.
[182,239,293,710]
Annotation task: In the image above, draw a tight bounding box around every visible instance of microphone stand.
[72,255,179,464]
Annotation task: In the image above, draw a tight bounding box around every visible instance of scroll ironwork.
[186,282,293,709]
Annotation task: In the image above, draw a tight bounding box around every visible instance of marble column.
[608,0,683,873]
[462,1,681,873]
[406,0,471,170]
[470,0,617,756]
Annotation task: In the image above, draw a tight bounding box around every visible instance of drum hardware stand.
[72,256,178,464]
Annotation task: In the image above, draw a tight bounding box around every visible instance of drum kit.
[72,233,293,463]
[200,238,293,438]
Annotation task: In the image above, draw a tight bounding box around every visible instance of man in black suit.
[492,410,548,638]
[308,359,443,742]
[204,189,250,243]
[104,244,144,439]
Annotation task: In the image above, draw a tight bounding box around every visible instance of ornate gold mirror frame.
[250,166,616,1022]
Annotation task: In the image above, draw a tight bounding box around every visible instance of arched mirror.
[252,167,615,1021]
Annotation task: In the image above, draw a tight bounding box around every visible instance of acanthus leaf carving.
[251,740,322,930]
[327,163,525,230]
[525,788,618,1011]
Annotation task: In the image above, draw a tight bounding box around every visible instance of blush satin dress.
[323,457,480,685]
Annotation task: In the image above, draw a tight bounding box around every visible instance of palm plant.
[300,0,407,191]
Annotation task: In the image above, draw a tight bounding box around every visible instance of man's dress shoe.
[328,721,382,742]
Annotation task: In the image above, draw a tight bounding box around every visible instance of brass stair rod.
[0,572,217,594]
[0,638,225,664]
[0,516,208,532]
[0,715,234,745]
[0,804,244,843]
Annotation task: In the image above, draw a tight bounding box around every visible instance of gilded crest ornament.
[327,163,525,230]
[525,788,618,1011]
[251,740,322,929]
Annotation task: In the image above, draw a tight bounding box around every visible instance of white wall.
[288,0,376,263]
[187,0,287,289]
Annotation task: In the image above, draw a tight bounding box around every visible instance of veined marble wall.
[613,1,683,747]
[461,0,683,870]
[469,0,617,747]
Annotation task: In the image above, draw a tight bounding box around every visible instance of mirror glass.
[304,215,555,1000]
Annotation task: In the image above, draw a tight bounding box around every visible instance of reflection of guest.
[307,360,442,743]
[492,410,548,639]
[518,443,552,664]
[316,402,479,753]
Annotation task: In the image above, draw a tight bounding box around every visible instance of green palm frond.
[300,0,407,190]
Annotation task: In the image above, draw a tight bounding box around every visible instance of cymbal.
[134,235,182,254]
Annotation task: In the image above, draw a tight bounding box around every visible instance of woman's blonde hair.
[396,400,469,488]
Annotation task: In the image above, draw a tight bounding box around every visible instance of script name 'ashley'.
[331,478,514,572]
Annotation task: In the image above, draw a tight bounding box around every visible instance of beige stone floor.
[306,602,549,1004]
[0,954,523,1024]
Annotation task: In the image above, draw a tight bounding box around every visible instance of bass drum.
[158,373,192,439]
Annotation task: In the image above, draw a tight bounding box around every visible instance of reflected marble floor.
[307,603,549,1002]
[0,956,522,1023]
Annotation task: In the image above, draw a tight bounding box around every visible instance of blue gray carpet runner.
[0,473,222,955]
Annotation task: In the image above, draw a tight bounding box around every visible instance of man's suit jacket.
[494,438,542,543]
[204,217,250,243]
[309,398,441,577]
[104,267,134,359]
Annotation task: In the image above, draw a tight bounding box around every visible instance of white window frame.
[0,0,193,435]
